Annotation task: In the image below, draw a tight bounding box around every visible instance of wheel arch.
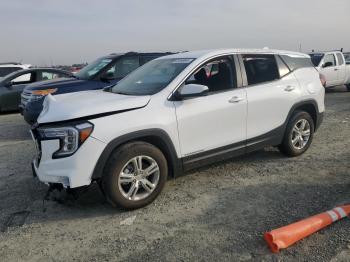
[91,129,183,180]
[286,100,323,132]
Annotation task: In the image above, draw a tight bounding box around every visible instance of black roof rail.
[311,48,344,53]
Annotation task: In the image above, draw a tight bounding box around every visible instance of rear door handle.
[284,85,295,92]
[228,96,244,103]
[334,68,339,71]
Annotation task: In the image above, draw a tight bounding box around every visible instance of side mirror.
[322,62,333,68]
[175,83,209,100]
[4,82,13,88]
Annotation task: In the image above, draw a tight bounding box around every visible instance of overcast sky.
[1,0,349,66]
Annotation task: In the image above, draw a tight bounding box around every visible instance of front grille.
[21,91,32,106]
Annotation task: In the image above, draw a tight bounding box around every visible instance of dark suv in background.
[21,52,172,124]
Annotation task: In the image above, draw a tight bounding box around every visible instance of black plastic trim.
[91,129,183,180]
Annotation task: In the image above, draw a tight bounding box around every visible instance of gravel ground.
[0,86,349,262]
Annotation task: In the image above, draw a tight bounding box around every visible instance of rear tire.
[346,84,350,92]
[278,111,314,157]
[102,141,168,209]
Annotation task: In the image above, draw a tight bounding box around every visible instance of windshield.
[110,58,194,95]
[75,57,113,80]
[309,53,324,67]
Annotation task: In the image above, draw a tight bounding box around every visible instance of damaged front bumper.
[30,130,107,188]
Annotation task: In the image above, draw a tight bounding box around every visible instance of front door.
[174,56,247,159]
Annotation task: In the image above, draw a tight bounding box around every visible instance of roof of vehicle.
[159,49,310,60]
[104,51,174,59]
[0,63,31,68]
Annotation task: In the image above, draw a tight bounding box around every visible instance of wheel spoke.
[300,119,306,130]
[120,172,134,184]
[293,126,299,133]
[127,182,139,199]
[298,136,304,147]
[292,137,298,146]
[302,129,310,137]
[132,156,142,171]
[144,163,159,177]
[140,179,155,193]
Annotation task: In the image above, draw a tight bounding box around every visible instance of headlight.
[30,89,57,102]
[37,122,93,158]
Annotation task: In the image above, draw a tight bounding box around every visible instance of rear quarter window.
[280,55,314,71]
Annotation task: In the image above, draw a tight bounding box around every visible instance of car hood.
[37,90,151,124]
[25,77,89,91]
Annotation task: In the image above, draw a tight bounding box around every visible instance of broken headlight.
[37,122,93,158]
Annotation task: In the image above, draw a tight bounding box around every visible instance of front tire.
[279,111,314,157]
[102,142,168,209]
[346,84,350,92]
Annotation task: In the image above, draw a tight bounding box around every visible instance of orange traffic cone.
[264,205,350,253]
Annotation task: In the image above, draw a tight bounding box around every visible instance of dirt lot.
[0,86,349,262]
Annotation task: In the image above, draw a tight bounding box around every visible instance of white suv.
[31,49,325,209]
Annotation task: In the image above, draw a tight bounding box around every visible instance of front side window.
[110,58,193,95]
[242,54,279,85]
[323,54,336,67]
[107,56,140,79]
[39,71,66,81]
[75,58,113,80]
[185,57,237,92]
[336,53,344,65]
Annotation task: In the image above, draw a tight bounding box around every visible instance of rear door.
[240,54,301,149]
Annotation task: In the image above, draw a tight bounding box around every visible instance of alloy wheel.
[118,155,160,201]
[291,119,311,150]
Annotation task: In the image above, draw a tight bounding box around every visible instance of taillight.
[319,73,326,87]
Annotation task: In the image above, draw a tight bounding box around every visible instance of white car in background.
[31,49,325,209]
[0,62,31,80]
[309,51,350,91]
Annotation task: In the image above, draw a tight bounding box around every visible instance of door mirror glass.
[323,62,333,68]
[177,83,209,99]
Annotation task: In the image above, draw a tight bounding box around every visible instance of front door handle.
[334,68,339,71]
[228,96,244,103]
[284,85,295,92]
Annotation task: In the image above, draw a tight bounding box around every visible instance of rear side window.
[242,54,279,85]
[280,55,314,70]
[336,53,344,65]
